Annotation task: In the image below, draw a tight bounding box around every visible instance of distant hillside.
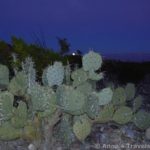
[101,60,150,84]
[103,52,150,62]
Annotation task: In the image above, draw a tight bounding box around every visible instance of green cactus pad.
[73,115,91,141]
[42,66,49,86]
[22,124,40,140]
[0,64,9,87]
[8,71,28,96]
[113,106,133,124]
[88,80,97,91]
[43,62,64,87]
[89,71,103,81]
[95,104,115,123]
[82,51,102,72]
[95,87,113,106]
[56,85,85,115]
[85,93,100,119]
[0,122,21,140]
[21,57,36,93]
[64,62,71,85]
[112,87,126,106]
[56,114,75,147]
[11,101,28,128]
[30,84,57,117]
[71,68,88,87]
[0,91,14,123]
[133,110,150,129]
[125,83,136,101]
[133,95,142,112]
[76,81,92,96]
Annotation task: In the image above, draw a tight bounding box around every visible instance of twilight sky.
[0,0,150,54]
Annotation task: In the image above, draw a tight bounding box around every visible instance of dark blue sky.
[0,0,150,54]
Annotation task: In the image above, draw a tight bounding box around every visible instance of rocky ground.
[0,139,29,150]
[0,123,149,150]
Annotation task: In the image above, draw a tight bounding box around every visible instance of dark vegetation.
[0,36,150,84]
[101,60,150,84]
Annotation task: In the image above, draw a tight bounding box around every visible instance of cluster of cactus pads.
[0,51,150,149]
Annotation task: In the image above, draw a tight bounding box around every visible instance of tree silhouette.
[76,49,82,55]
[57,37,70,55]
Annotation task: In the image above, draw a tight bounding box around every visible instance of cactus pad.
[95,104,115,123]
[71,68,88,87]
[85,93,100,119]
[42,66,49,86]
[43,62,64,87]
[125,83,136,101]
[56,114,75,147]
[133,95,142,112]
[22,124,40,140]
[0,121,21,140]
[64,62,71,85]
[73,115,91,141]
[113,106,133,124]
[30,84,57,116]
[76,81,92,96]
[89,71,103,81]
[0,64,9,87]
[0,91,14,123]
[8,71,28,96]
[112,87,126,106]
[56,85,85,115]
[11,101,28,128]
[96,87,113,106]
[133,110,150,129]
[82,51,102,71]
[21,57,36,93]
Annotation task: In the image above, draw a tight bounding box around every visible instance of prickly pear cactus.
[76,81,93,96]
[22,115,41,141]
[64,61,71,85]
[88,80,97,91]
[0,121,21,140]
[95,87,113,106]
[42,62,64,87]
[125,83,136,101]
[30,84,57,117]
[133,95,142,112]
[0,91,14,123]
[133,110,150,129]
[82,51,102,72]
[112,87,126,106]
[21,57,36,93]
[22,124,40,141]
[0,51,145,147]
[95,104,115,123]
[71,68,88,87]
[42,66,49,86]
[56,85,85,115]
[56,114,75,147]
[11,101,28,128]
[0,64,9,87]
[85,93,100,119]
[73,115,91,141]
[89,71,103,81]
[113,106,133,124]
[8,71,28,96]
